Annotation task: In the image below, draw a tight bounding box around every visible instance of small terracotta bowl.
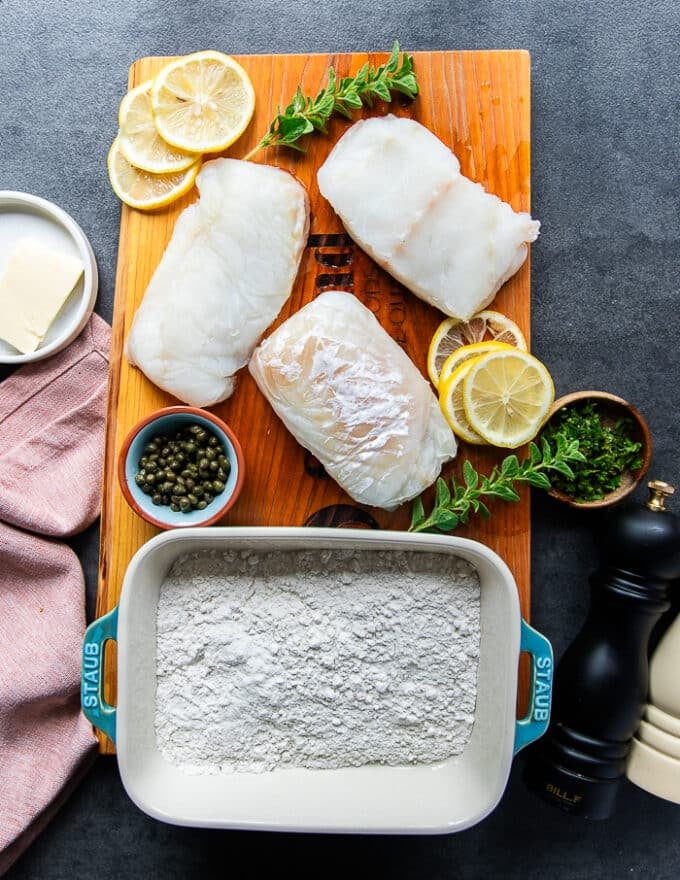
[543,391,652,509]
[118,406,245,529]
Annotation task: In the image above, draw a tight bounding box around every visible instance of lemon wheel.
[462,349,555,448]
[438,340,517,391]
[427,310,527,389]
[438,358,488,445]
[117,80,199,173]
[151,50,255,153]
[107,138,201,211]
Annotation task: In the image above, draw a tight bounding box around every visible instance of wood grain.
[96,49,534,753]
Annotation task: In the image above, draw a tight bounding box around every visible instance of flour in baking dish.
[155,548,481,774]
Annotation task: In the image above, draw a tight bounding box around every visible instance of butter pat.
[0,238,84,353]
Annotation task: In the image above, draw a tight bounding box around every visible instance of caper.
[134,420,232,515]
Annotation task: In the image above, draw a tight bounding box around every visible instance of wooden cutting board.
[96,49,534,753]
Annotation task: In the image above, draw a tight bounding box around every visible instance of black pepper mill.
[524,480,680,818]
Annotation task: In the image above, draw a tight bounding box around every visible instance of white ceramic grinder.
[627,585,680,804]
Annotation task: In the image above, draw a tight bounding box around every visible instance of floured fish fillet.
[125,158,309,407]
[317,115,539,320]
[249,291,457,510]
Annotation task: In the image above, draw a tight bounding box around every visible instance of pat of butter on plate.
[0,238,84,353]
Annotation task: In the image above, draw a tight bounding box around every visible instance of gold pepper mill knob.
[646,480,675,512]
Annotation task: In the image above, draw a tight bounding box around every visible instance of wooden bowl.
[543,391,652,509]
[118,406,245,529]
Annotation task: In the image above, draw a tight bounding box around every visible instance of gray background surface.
[2,1,680,877]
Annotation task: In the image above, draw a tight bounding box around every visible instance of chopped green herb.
[409,435,586,534]
[539,401,643,502]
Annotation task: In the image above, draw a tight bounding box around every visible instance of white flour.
[155,548,481,774]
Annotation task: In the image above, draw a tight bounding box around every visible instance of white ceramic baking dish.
[82,527,552,834]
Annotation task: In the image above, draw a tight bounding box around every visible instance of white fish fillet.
[249,291,457,510]
[125,158,309,407]
[317,115,540,320]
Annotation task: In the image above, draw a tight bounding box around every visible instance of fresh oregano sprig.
[243,41,418,160]
[409,434,586,534]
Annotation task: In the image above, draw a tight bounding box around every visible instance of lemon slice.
[151,50,255,153]
[427,311,527,389]
[462,349,555,448]
[118,80,199,173]
[439,359,488,445]
[439,340,516,390]
[107,137,201,211]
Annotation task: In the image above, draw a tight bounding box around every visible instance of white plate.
[0,191,98,364]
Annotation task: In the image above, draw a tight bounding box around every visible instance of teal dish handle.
[81,606,118,745]
[514,619,553,754]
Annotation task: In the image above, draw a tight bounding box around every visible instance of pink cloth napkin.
[0,314,110,875]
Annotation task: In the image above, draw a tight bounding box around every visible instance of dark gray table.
[3,2,680,877]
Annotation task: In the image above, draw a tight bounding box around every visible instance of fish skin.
[125,158,309,407]
[317,115,540,320]
[249,291,457,511]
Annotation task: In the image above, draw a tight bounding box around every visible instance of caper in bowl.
[118,406,245,529]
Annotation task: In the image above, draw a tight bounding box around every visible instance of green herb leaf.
[434,509,459,531]
[435,477,452,508]
[501,455,520,478]
[463,459,478,488]
[410,495,426,530]
[524,471,552,490]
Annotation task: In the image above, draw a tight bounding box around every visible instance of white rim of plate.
[0,190,99,365]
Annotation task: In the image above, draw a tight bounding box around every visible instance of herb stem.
[409,436,586,534]
[244,41,418,160]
